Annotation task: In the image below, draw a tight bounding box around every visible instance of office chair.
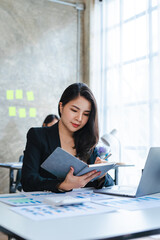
[14,155,23,192]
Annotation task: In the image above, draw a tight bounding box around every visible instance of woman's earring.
[59,102,63,114]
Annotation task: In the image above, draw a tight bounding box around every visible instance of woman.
[21,83,114,192]
[42,114,59,127]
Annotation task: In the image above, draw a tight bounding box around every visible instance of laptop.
[94,147,160,198]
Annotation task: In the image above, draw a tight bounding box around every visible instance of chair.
[14,155,23,192]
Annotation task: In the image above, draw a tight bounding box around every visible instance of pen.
[103,153,112,160]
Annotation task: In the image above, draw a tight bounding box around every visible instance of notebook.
[94,147,160,198]
[41,147,116,181]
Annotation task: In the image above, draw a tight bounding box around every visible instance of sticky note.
[16,90,23,99]
[29,108,36,117]
[19,108,26,118]
[9,107,16,116]
[27,91,34,101]
[6,90,14,100]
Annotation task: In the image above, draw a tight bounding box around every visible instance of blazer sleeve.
[86,147,114,189]
[21,128,62,192]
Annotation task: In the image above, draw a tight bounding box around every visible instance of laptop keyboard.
[99,186,137,196]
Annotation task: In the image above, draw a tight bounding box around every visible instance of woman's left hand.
[94,157,107,178]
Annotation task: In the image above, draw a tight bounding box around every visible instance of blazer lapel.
[46,122,61,153]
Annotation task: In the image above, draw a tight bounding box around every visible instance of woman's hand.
[94,156,107,164]
[94,156,107,179]
[58,167,101,191]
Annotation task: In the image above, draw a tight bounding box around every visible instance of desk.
[0,191,160,240]
[0,163,22,193]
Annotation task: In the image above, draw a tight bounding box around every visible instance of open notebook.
[94,147,160,198]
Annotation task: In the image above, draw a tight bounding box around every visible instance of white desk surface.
[1,193,160,240]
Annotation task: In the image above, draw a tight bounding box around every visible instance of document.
[11,202,115,220]
[0,192,55,206]
[41,147,116,181]
[96,196,160,211]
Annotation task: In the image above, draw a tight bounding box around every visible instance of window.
[91,0,160,184]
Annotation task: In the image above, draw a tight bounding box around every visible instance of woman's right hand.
[58,167,101,191]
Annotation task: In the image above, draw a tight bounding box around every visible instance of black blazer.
[21,122,114,192]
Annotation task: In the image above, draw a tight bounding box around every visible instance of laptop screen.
[136,147,160,197]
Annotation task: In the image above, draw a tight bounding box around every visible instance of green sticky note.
[16,90,23,99]
[9,107,16,116]
[19,108,26,118]
[29,108,36,117]
[27,91,34,101]
[7,90,14,100]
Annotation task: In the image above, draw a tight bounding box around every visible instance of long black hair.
[58,83,99,161]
